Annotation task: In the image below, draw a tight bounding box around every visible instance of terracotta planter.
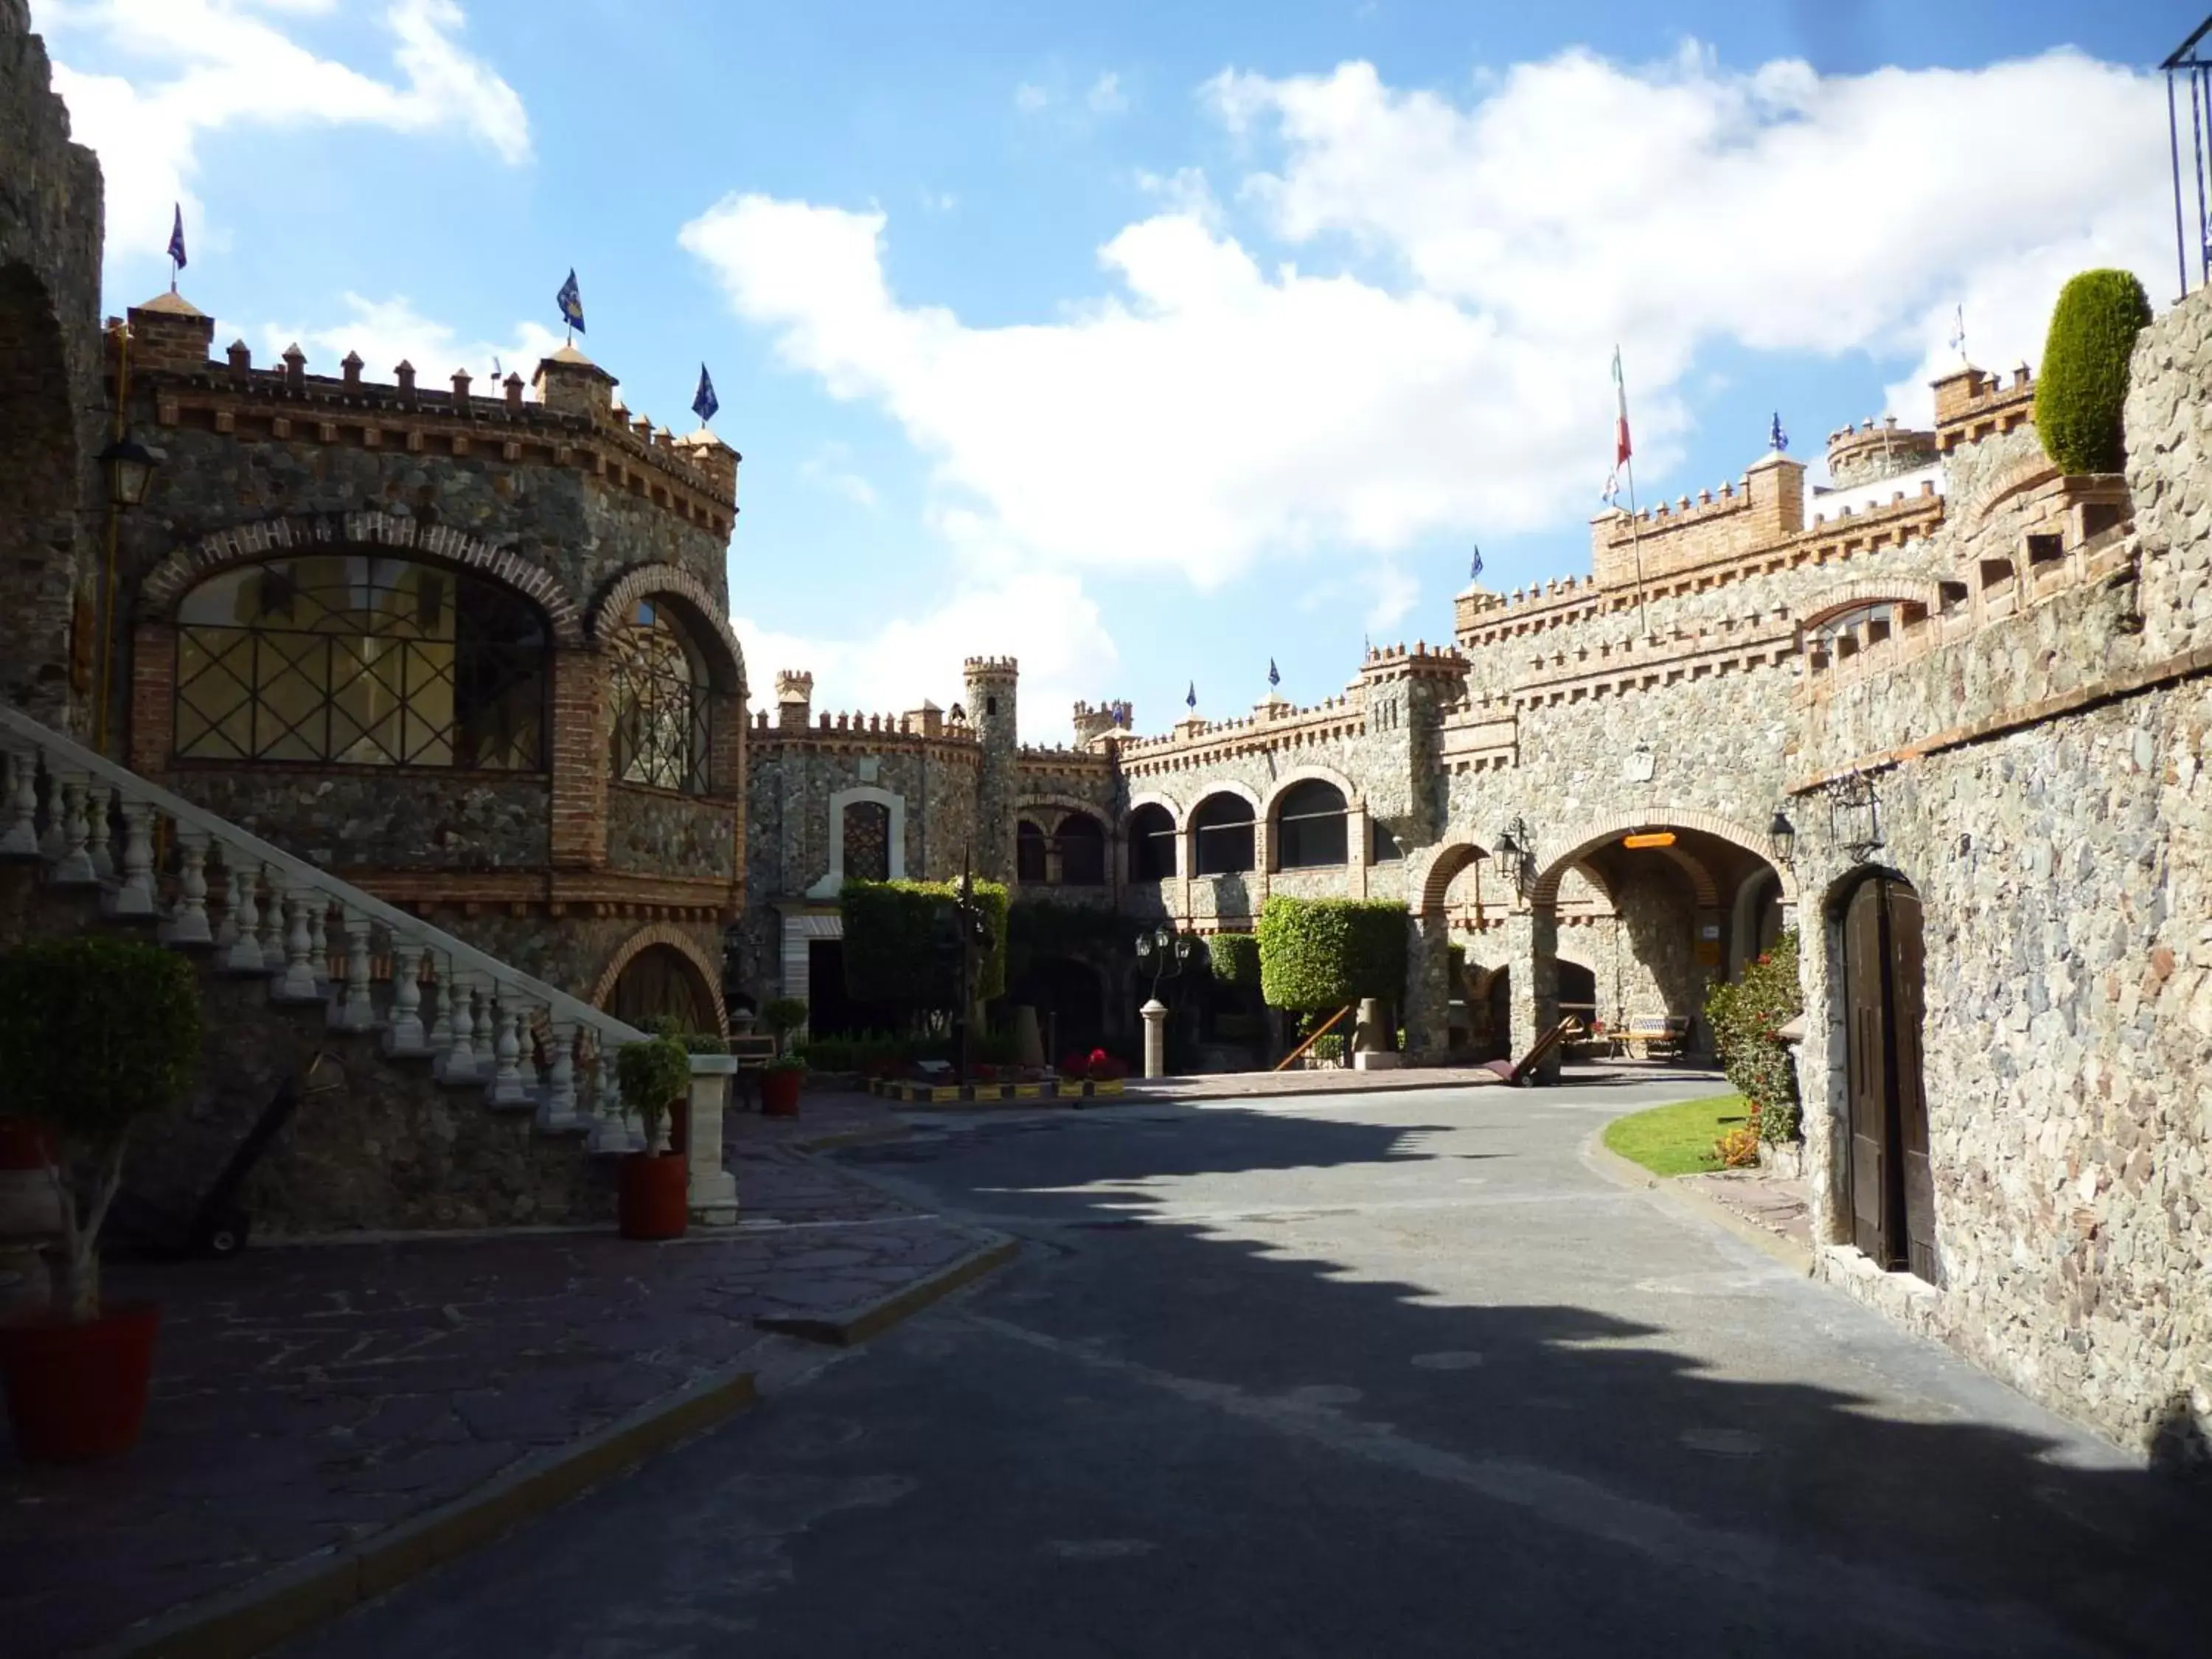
[617,1151,689,1240]
[760,1068,803,1118]
[1,1301,161,1464]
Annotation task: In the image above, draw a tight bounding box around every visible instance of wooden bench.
[1621,1015,1691,1060]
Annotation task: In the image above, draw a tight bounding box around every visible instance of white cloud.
[1135,166,1222,229]
[41,0,529,274]
[1365,565,1418,633]
[734,569,1117,744]
[1088,71,1127,114]
[684,44,2166,608]
[251,292,561,388]
[796,441,880,508]
[1014,81,1049,113]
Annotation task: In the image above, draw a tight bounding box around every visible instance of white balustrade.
[487,994,528,1107]
[441,974,479,1082]
[305,897,331,995]
[277,885,320,1001]
[225,860,267,973]
[258,861,286,970]
[335,909,376,1031]
[472,983,498,1079]
[538,1020,584,1132]
[0,748,37,858]
[386,943,428,1056]
[111,800,156,917]
[86,784,114,878]
[589,1057,636,1154]
[165,830,213,946]
[50,774,94,885]
[425,956,454,1065]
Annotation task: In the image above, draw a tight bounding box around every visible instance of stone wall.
[606,782,735,881]
[172,768,552,871]
[0,2,105,737]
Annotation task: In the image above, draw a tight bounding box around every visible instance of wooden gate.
[1842,876,1935,1280]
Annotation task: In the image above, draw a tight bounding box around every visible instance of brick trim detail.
[1529,808,1795,908]
[136,512,586,644]
[1260,762,1363,822]
[1960,453,2060,529]
[1411,838,1490,917]
[586,563,746,695]
[1795,580,1947,636]
[1125,789,1186,829]
[588,922,728,1039]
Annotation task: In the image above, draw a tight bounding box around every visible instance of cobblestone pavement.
[0,1127,1003,1659]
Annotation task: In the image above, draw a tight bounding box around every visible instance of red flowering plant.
[1057,1051,1093,1081]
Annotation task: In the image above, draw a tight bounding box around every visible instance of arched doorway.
[1839,873,1935,1281]
[608,943,715,1034]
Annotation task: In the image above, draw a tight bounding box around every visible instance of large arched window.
[1274,780,1348,869]
[1017,819,1048,884]
[610,599,709,793]
[175,555,545,768]
[1191,792,1256,876]
[1129,804,1177,880]
[1057,812,1106,885]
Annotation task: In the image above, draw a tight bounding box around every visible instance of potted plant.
[613,1031,692,1240]
[0,936,203,1463]
[761,1055,805,1117]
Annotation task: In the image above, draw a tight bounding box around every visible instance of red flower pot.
[617,1151,689,1240]
[760,1068,803,1118]
[1,1302,161,1464]
[0,1117,52,1172]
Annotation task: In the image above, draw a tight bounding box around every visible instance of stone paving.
[0,1114,992,1659]
[1674,1168,1815,1251]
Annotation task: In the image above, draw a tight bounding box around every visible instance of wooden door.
[1841,875,1934,1280]
[1843,879,1893,1263]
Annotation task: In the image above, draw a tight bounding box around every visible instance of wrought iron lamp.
[1767,809,1797,867]
[97,435,161,507]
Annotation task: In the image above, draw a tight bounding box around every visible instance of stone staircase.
[0,703,708,1236]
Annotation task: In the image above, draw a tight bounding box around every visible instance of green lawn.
[1601,1093,1753,1177]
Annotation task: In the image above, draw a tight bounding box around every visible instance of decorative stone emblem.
[857,757,880,782]
[1621,742,1656,783]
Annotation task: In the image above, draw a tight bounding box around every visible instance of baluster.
[50,774,94,885]
[386,942,428,1055]
[425,956,454,1067]
[487,993,529,1106]
[538,1020,584,1132]
[164,830,213,946]
[38,767,65,860]
[333,909,375,1030]
[0,748,38,858]
[589,1048,636,1153]
[258,863,286,970]
[306,897,331,995]
[472,982,498,1080]
[85,784,114,878]
[110,800,157,916]
[224,852,266,973]
[277,885,320,1001]
[441,973,479,1082]
[211,849,239,953]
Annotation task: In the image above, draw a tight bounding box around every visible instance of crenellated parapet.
[1826,415,1939,487]
[1510,609,1801,709]
[1589,451,1805,589]
[116,298,740,535]
[1931,361,2035,456]
[1118,688,1368,778]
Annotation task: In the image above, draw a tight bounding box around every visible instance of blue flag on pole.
[1470,544,1484,582]
[1268,658,1280,689]
[1769,412,1788,453]
[167,204,187,274]
[692,364,719,425]
[1185,681,1197,711]
[556,269,585,335]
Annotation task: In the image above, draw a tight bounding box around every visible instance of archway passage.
[1128,804,1177,881]
[1841,873,1935,1282]
[607,943,716,1034]
[1191,792,1256,876]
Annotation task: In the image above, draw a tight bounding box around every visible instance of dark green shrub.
[1205,932,1261,987]
[1703,929,1803,1143]
[840,879,1009,1015]
[0,936,204,1321]
[647,1014,727,1054]
[1256,897,1407,1012]
[2035,269,2153,475]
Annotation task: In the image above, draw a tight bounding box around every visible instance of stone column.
[1346,803,1371,900]
[1503,907,1562,1081]
[1403,911,1453,1057]
[1141,998,1169,1078]
[684,1054,740,1225]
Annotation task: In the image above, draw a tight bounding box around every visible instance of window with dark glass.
[175,555,545,768]
[1056,813,1106,885]
[844,800,891,882]
[1129,804,1177,880]
[611,599,709,793]
[1274,780,1348,869]
[1191,793,1256,875]
[1017,820,1048,884]
[1370,818,1407,864]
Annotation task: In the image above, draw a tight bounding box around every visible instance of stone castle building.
[1,0,2203,1463]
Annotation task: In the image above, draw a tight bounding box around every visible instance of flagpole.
[1624,453,1648,639]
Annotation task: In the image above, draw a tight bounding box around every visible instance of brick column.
[127,622,175,776]
[1347,803,1371,899]
[548,647,608,869]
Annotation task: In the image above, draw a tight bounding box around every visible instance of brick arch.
[1261,763,1363,820]
[1796,580,1946,636]
[1125,790,1185,829]
[1411,838,1491,917]
[588,922,728,1040]
[1187,779,1262,814]
[588,562,745,695]
[136,511,585,644]
[1961,452,2060,529]
[1531,808,1794,908]
[1017,792,1111,831]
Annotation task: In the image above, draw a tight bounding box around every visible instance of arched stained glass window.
[611,599,709,793]
[175,556,546,769]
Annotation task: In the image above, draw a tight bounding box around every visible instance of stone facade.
[0,0,104,738]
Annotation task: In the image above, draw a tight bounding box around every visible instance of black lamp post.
[947,858,995,1085]
[98,435,161,507]
[1767,809,1797,867]
[1135,922,1194,1003]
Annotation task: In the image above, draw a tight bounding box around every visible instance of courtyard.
[282,1078,2212,1659]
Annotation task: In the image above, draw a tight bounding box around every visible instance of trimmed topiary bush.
[1204,932,1260,987]
[1256,896,1407,1012]
[1703,929,1803,1144]
[840,878,1009,1017]
[615,1030,692,1152]
[2034,268,2153,476]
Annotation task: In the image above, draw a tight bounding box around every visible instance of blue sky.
[35,0,2189,740]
